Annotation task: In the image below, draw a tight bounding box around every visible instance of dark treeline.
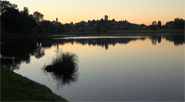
[163,18,185,30]
[1,1,184,36]
[64,17,185,33]
[1,1,36,34]
[0,1,65,35]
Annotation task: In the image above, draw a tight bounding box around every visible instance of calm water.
[1,34,184,101]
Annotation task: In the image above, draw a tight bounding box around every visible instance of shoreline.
[49,32,184,37]
[1,31,184,43]
[1,29,184,37]
[1,66,67,101]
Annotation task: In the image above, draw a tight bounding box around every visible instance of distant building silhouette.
[105,15,108,21]
[56,17,58,22]
[23,7,29,15]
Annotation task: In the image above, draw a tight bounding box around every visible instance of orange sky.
[9,0,185,25]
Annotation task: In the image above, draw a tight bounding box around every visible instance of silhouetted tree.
[165,21,174,25]
[33,11,44,24]
[56,24,65,33]
[64,23,73,32]
[1,8,24,34]
[76,21,86,32]
[174,18,184,30]
[39,20,53,33]
[158,21,161,28]
[112,19,115,22]
[88,20,91,24]
[23,7,29,15]
[1,1,37,34]
[164,21,174,29]
[152,21,157,31]
[20,7,37,34]
[0,1,17,14]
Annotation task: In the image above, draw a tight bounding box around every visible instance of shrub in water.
[44,52,78,86]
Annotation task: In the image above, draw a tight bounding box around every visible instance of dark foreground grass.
[1,65,67,101]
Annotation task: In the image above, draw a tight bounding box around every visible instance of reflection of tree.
[54,35,184,47]
[158,36,161,43]
[149,36,162,45]
[151,36,158,45]
[152,21,158,31]
[164,35,184,46]
[34,43,45,59]
[1,37,56,70]
[54,37,146,50]
[43,52,78,88]
[33,11,44,24]
[149,35,184,46]
[1,39,37,70]
[37,37,53,48]
[2,35,184,71]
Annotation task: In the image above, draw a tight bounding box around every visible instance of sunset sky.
[9,0,184,25]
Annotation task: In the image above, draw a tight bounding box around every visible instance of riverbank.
[50,32,184,38]
[49,29,184,37]
[64,29,183,34]
[1,29,183,38]
[1,65,67,101]
[1,29,184,43]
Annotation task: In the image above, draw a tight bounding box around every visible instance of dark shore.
[50,30,184,37]
[1,65,67,101]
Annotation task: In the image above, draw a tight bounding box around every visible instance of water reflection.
[1,34,184,70]
[43,52,78,88]
[164,35,185,45]
[1,37,54,70]
[53,34,184,49]
[34,43,45,59]
[150,36,162,45]
[1,39,37,70]
[54,37,146,50]
[149,35,184,45]
[1,34,184,101]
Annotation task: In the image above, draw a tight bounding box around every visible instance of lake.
[1,34,184,101]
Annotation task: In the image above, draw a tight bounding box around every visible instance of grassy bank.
[1,65,67,101]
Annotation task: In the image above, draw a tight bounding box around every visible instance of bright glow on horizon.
[8,0,185,25]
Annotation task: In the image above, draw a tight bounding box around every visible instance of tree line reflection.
[1,34,184,70]
[1,34,183,87]
[55,35,184,49]
[150,36,161,45]
[60,37,146,50]
[1,39,37,70]
[149,35,184,46]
